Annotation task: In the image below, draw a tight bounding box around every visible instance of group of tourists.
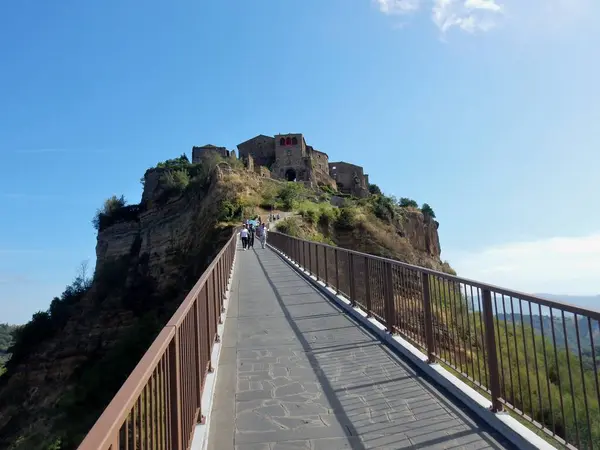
[240,219,268,250]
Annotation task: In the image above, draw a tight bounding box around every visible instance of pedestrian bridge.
[77,231,600,450]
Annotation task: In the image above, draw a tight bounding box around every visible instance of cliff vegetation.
[0,325,18,377]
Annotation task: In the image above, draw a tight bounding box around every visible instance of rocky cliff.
[0,157,448,449]
[0,166,235,450]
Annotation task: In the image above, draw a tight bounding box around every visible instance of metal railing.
[77,230,237,450]
[268,232,600,450]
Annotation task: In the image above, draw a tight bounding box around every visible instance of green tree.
[372,195,396,222]
[277,183,304,210]
[156,154,190,170]
[92,195,127,230]
[421,203,436,218]
[161,169,190,192]
[399,197,418,208]
[368,184,382,195]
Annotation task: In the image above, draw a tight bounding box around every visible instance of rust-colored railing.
[269,232,600,450]
[77,230,238,450]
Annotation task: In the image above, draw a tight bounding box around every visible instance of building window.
[285,137,291,145]
[292,137,298,145]
[279,138,285,146]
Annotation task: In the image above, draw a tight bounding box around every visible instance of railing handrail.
[268,231,600,450]
[77,327,176,448]
[77,227,238,450]
[269,231,600,320]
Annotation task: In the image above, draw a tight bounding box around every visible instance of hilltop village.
[192,133,371,198]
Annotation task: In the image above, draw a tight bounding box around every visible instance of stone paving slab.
[208,244,513,450]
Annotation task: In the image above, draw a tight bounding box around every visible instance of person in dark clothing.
[248,223,255,248]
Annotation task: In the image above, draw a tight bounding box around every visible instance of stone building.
[329,161,370,198]
[237,135,276,168]
[192,144,235,163]
[236,133,337,189]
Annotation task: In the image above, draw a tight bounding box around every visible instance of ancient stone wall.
[237,135,276,167]
[192,145,230,163]
[255,166,271,178]
[329,161,369,198]
[310,147,330,173]
[245,154,255,172]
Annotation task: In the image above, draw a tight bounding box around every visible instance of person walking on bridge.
[257,222,268,249]
[248,222,255,248]
[240,224,249,250]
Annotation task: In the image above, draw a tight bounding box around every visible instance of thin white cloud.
[433,0,503,33]
[375,0,423,15]
[374,0,594,34]
[446,233,600,295]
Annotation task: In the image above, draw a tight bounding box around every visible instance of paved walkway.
[208,243,513,450]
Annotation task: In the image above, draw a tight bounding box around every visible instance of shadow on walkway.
[210,243,514,450]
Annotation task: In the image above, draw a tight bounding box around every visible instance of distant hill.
[497,311,600,370]
[534,293,600,311]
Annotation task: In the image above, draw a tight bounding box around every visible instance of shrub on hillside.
[372,195,397,222]
[440,260,456,275]
[421,203,436,218]
[319,184,337,195]
[277,183,305,210]
[335,207,359,230]
[218,199,243,222]
[276,217,301,237]
[299,204,320,224]
[398,197,418,208]
[161,169,190,193]
[318,204,340,227]
[92,195,127,230]
[368,184,382,195]
[156,154,190,171]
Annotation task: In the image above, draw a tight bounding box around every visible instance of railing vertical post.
[384,262,396,333]
[304,241,308,272]
[482,288,503,412]
[315,245,320,281]
[364,255,372,317]
[324,246,329,286]
[421,273,436,363]
[335,249,340,294]
[219,258,223,301]
[206,284,214,373]
[193,299,204,422]
[168,333,183,450]
[221,257,225,298]
[309,242,313,276]
[213,270,222,325]
[349,253,356,306]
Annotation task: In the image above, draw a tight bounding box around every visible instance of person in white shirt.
[240,225,249,250]
[257,222,268,249]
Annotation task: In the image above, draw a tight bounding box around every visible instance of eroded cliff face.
[0,172,235,450]
[398,210,441,259]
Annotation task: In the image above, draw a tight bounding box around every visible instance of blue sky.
[1,0,599,324]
